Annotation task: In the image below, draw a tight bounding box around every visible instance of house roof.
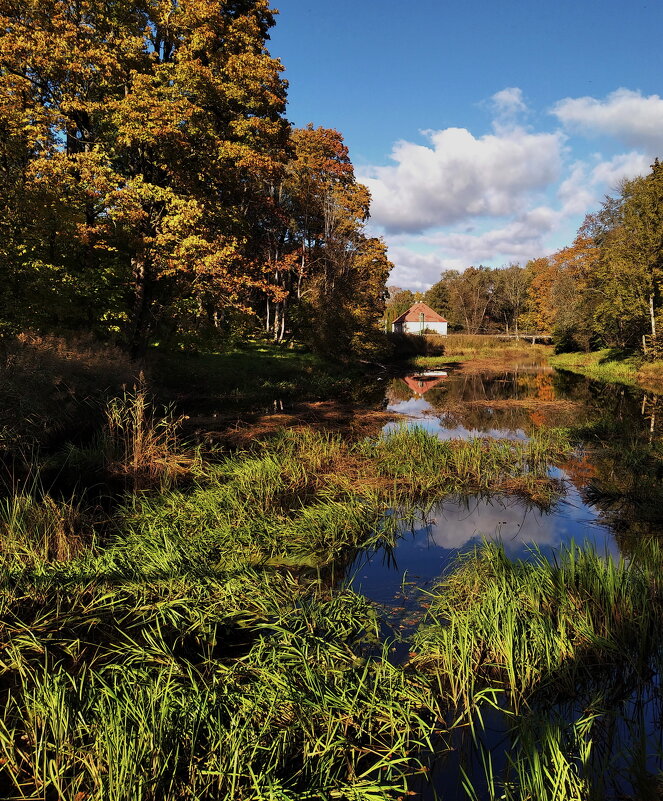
[402,374,447,395]
[392,302,448,324]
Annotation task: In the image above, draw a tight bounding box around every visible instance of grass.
[0,572,445,800]
[409,335,551,370]
[0,389,579,799]
[414,541,662,708]
[413,540,663,799]
[148,340,359,406]
[550,348,663,392]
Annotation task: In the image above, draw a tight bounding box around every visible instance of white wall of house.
[394,320,447,335]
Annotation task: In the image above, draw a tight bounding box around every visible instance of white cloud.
[387,248,461,291]
[491,87,528,116]
[360,124,564,234]
[370,87,659,290]
[490,87,528,129]
[387,207,559,288]
[589,150,651,189]
[552,89,663,153]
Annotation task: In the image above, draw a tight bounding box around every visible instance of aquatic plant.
[414,541,662,709]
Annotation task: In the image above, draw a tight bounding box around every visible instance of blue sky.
[269,1,663,289]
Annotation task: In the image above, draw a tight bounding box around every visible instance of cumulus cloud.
[552,89,663,153]
[369,86,659,290]
[387,247,461,291]
[387,207,559,288]
[589,150,651,188]
[359,125,564,234]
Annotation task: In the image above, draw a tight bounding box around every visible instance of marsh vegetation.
[0,344,662,800]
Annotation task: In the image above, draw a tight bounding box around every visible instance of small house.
[392,302,448,335]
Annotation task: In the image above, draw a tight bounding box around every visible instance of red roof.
[402,374,447,395]
[392,302,447,324]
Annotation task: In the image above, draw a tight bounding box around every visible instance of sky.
[268,0,663,290]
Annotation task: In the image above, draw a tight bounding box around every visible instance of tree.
[446,266,494,333]
[593,160,663,350]
[0,0,289,352]
[423,280,450,319]
[492,263,530,336]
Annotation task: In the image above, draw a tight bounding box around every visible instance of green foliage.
[415,541,661,707]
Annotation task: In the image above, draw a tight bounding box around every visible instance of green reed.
[415,541,662,710]
[0,396,583,799]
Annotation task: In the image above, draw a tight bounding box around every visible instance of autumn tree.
[0,0,289,352]
[257,124,392,356]
[592,160,663,351]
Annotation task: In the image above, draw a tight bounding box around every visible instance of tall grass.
[414,540,663,799]
[0,570,445,800]
[0,393,601,799]
[414,541,661,709]
[0,491,88,565]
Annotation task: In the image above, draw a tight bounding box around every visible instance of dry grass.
[467,398,579,410]
[103,385,201,489]
[0,493,89,564]
[410,336,552,371]
[637,359,663,391]
[0,333,138,452]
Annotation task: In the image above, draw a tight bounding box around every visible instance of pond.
[347,362,663,800]
[351,363,661,619]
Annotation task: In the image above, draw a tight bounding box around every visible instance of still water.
[350,364,659,620]
[347,364,663,799]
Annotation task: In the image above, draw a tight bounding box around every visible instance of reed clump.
[60,385,202,492]
[414,541,663,710]
[0,567,445,800]
[0,401,582,798]
[0,492,88,565]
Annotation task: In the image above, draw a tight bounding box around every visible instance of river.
[346,361,663,800]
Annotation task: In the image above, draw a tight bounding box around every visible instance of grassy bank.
[150,340,360,406]
[0,384,577,799]
[407,335,551,371]
[550,349,663,393]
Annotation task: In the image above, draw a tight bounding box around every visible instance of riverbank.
[549,349,663,393]
[0,334,366,458]
[403,335,552,372]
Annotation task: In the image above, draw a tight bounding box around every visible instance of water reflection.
[350,486,617,614]
[355,365,662,625]
[361,364,663,800]
[387,368,586,437]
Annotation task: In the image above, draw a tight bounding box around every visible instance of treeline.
[386,263,529,336]
[0,0,391,358]
[388,159,663,354]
